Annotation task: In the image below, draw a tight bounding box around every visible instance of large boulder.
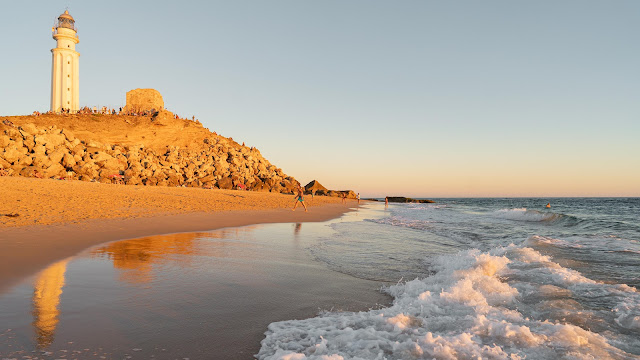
[123,88,164,113]
[2,146,23,164]
[0,135,10,148]
[43,163,66,178]
[34,133,66,150]
[19,123,39,136]
[217,177,233,190]
[62,153,76,168]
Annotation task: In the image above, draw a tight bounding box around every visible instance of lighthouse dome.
[57,10,76,30]
[58,10,74,21]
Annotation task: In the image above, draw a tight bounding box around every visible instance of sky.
[1,1,638,197]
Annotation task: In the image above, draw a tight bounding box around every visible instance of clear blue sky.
[2,1,638,197]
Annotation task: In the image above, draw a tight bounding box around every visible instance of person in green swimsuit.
[292,185,308,212]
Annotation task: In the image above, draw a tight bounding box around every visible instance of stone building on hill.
[123,89,165,113]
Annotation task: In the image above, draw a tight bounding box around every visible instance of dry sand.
[0,176,355,293]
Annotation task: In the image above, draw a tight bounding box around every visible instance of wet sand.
[0,176,356,294]
[0,210,389,360]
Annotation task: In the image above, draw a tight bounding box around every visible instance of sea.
[1,198,638,359]
[258,198,640,359]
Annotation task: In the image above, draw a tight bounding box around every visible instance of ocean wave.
[491,208,564,222]
[368,217,435,232]
[525,235,584,249]
[527,234,640,255]
[258,245,640,359]
[407,203,448,210]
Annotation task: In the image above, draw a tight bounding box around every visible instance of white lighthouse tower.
[50,10,80,113]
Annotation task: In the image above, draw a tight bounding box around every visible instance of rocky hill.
[0,112,300,193]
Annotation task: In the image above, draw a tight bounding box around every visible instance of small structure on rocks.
[123,89,164,113]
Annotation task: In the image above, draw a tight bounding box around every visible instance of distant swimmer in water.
[546,203,551,208]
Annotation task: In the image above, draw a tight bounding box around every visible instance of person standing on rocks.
[292,185,308,212]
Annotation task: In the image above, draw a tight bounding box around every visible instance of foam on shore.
[258,242,640,359]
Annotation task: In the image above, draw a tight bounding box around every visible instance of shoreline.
[0,209,391,359]
[0,176,357,294]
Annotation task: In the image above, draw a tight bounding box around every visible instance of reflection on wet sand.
[32,259,69,349]
[91,227,260,284]
[0,211,395,360]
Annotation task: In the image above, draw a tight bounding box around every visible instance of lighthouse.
[50,10,80,113]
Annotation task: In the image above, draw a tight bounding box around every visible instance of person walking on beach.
[357,193,360,204]
[341,192,347,204]
[292,185,308,212]
[385,197,389,208]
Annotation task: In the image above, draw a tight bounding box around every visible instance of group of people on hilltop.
[123,108,157,117]
[29,106,199,122]
[173,114,198,122]
[31,106,115,116]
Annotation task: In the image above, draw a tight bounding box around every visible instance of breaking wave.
[491,208,565,222]
[258,243,640,359]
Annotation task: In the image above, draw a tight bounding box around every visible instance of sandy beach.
[0,176,355,294]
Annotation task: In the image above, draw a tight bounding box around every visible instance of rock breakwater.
[0,119,300,193]
[387,196,434,203]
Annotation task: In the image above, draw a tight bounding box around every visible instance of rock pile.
[387,196,434,203]
[303,180,357,199]
[0,122,301,193]
[304,180,328,194]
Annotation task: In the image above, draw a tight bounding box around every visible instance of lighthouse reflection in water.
[32,259,69,349]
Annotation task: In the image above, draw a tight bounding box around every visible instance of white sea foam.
[370,217,434,232]
[408,204,447,210]
[614,300,640,330]
[258,245,639,359]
